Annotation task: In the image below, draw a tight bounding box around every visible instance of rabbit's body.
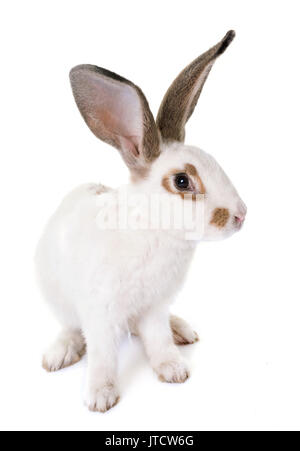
[37,31,247,412]
[36,182,195,333]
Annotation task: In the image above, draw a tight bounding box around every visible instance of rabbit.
[35,30,247,413]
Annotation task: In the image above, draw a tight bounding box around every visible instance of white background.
[1,0,299,431]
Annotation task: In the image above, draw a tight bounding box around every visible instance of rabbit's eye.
[174,173,190,190]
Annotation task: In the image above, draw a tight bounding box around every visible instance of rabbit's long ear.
[70,65,160,177]
[157,30,235,143]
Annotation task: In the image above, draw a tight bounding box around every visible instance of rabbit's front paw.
[86,383,120,413]
[157,359,190,383]
[42,335,86,372]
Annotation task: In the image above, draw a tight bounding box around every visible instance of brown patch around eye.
[162,164,206,200]
[162,175,175,195]
[184,164,206,194]
[210,208,230,228]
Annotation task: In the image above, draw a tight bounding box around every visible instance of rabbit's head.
[70,30,246,241]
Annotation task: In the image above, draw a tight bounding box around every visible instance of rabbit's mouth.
[234,215,246,230]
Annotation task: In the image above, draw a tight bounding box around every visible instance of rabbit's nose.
[234,204,247,227]
[234,214,245,225]
[235,201,247,223]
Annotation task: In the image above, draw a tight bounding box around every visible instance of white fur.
[36,141,246,412]
[37,36,245,411]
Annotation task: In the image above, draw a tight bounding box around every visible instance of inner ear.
[119,136,140,157]
[70,65,160,177]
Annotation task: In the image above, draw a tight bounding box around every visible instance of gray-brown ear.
[156,30,236,143]
[70,65,160,178]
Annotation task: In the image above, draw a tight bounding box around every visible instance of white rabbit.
[36,30,247,412]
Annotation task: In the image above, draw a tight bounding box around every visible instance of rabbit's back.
[35,183,114,326]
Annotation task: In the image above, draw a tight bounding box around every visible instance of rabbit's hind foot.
[170,315,199,346]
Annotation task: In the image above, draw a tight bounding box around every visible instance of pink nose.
[234,214,246,225]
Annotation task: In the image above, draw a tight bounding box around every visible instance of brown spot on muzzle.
[210,208,230,228]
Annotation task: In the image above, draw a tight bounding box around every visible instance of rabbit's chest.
[106,237,195,311]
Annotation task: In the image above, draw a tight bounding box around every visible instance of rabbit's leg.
[130,315,198,345]
[42,329,86,372]
[170,315,199,345]
[138,307,190,383]
[83,317,120,413]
